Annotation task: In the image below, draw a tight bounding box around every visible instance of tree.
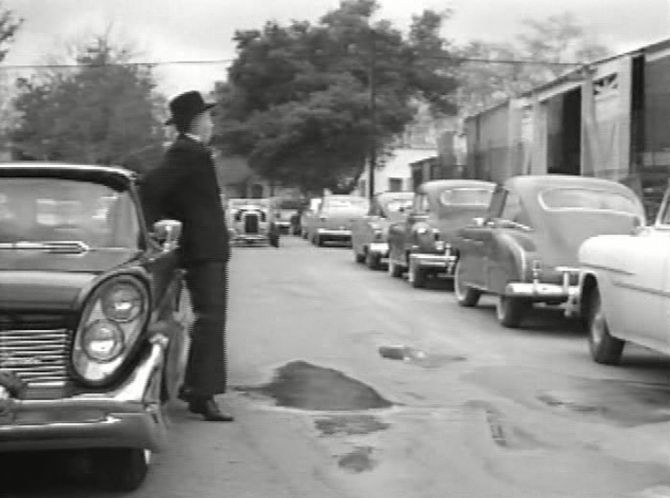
[455,11,611,115]
[0,1,21,63]
[10,34,166,172]
[214,0,459,194]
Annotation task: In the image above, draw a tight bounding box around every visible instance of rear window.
[439,188,492,206]
[539,188,640,214]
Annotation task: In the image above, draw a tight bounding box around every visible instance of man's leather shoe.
[188,397,234,422]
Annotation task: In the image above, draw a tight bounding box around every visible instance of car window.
[0,178,140,248]
[500,191,524,222]
[439,188,492,207]
[539,188,640,214]
[323,197,369,212]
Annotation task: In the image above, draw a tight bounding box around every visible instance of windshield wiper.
[0,240,91,254]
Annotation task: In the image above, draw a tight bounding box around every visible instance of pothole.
[337,446,376,473]
[237,361,393,411]
[315,414,390,436]
[378,345,466,369]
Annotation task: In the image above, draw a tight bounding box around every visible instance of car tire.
[92,448,150,492]
[587,288,624,365]
[388,259,403,278]
[408,260,426,288]
[316,235,324,247]
[365,251,381,270]
[355,250,365,263]
[496,295,530,328]
[454,261,480,307]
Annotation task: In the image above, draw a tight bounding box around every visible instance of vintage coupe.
[387,180,495,288]
[453,175,645,328]
[351,191,414,269]
[307,195,369,246]
[0,163,192,490]
[579,182,669,364]
[226,198,280,247]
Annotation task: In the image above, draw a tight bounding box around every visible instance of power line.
[0,55,583,72]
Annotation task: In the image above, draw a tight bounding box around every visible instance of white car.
[578,185,669,364]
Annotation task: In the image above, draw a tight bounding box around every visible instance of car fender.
[488,232,539,294]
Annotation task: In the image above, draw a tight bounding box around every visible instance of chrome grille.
[0,328,70,386]
[244,212,260,234]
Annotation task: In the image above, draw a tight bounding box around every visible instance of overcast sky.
[2,0,669,98]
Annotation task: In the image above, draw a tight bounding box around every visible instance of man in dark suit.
[141,90,233,422]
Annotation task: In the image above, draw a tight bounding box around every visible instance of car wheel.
[92,448,150,492]
[408,260,426,288]
[496,295,530,328]
[388,259,403,278]
[454,261,480,307]
[587,288,624,365]
[365,251,381,270]
[316,235,324,247]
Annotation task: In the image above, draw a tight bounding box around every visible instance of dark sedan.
[0,163,192,491]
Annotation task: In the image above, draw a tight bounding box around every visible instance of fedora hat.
[165,90,216,126]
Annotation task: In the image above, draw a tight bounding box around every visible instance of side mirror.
[152,219,182,252]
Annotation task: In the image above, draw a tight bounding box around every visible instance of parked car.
[227,198,280,247]
[578,181,668,364]
[0,163,193,491]
[307,195,369,246]
[453,175,645,328]
[352,191,414,269]
[270,197,304,235]
[387,180,495,288]
[300,197,322,239]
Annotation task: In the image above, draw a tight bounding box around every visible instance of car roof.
[505,175,640,205]
[418,179,495,195]
[0,162,135,190]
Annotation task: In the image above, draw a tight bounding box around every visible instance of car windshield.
[539,188,640,214]
[323,197,369,212]
[0,178,140,248]
[439,188,492,206]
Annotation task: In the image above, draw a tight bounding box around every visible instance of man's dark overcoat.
[140,134,230,397]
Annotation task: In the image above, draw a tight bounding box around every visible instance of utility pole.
[367,28,377,200]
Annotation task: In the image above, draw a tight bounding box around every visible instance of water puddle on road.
[237,360,393,411]
[465,367,670,427]
[337,446,376,473]
[315,414,390,436]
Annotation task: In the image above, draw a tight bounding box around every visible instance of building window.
[388,178,403,192]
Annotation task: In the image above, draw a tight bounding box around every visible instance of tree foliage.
[456,11,611,115]
[214,0,459,194]
[10,35,166,172]
[0,1,21,63]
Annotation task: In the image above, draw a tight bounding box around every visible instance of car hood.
[0,248,141,311]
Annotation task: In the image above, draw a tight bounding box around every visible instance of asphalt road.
[5,236,670,498]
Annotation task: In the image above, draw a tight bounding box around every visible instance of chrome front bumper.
[317,228,351,238]
[409,252,457,274]
[232,234,269,243]
[368,242,389,257]
[0,338,168,452]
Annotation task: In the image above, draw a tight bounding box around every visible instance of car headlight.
[82,320,124,362]
[102,282,143,322]
[72,276,149,385]
[416,226,429,235]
